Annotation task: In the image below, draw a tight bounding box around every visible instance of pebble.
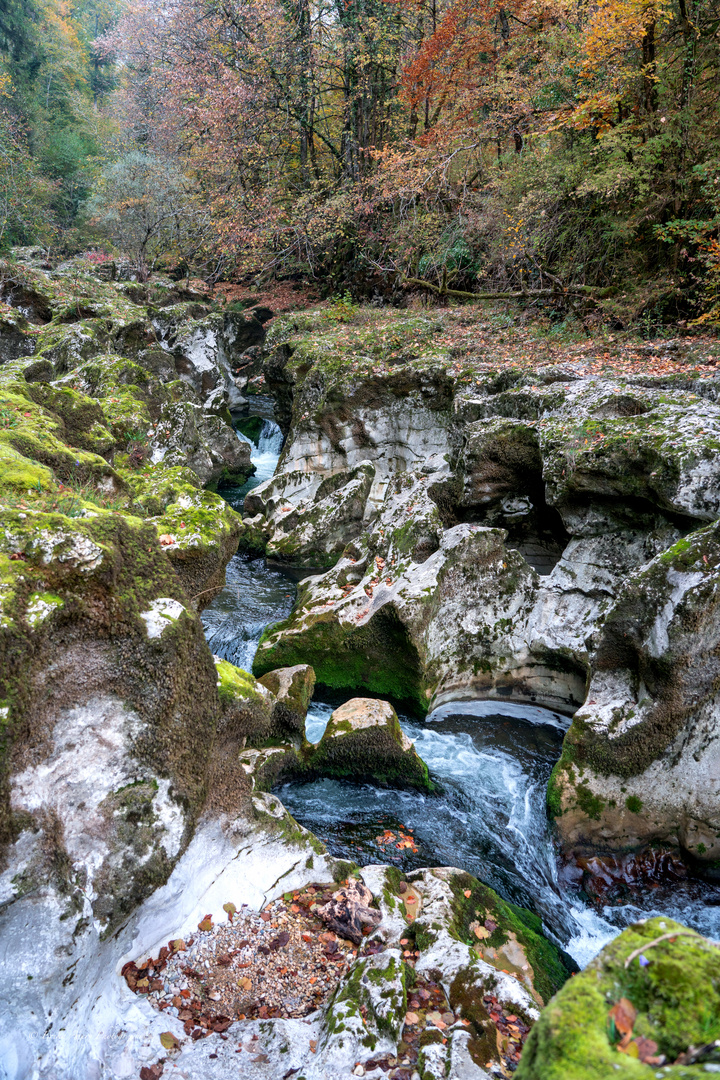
[126,889,356,1027]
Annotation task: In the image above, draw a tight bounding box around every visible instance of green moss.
[575,783,605,820]
[625,795,643,813]
[516,917,720,1080]
[215,660,266,705]
[254,605,427,717]
[446,871,574,1005]
[0,442,54,493]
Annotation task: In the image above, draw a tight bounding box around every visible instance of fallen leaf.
[464,890,472,898]
[159,1032,179,1051]
[238,977,252,991]
[309,1040,318,1053]
[198,915,213,932]
[404,1011,419,1025]
[223,902,237,921]
[609,997,637,1038]
[634,1036,660,1064]
[140,1066,163,1080]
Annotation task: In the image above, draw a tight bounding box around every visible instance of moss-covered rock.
[214,658,276,743]
[310,698,434,792]
[516,917,720,1079]
[145,485,244,609]
[257,663,316,733]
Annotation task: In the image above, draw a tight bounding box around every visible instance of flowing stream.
[202,396,720,968]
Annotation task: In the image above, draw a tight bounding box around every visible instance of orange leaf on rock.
[609,997,637,1037]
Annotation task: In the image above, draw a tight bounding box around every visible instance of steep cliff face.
[0,255,265,1069]
[248,312,720,860]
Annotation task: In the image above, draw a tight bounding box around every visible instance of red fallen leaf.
[269,931,290,951]
[485,919,497,933]
[139,1066,163,1080]
[212,1018,233,1033]
[505,1015,518,1022]
[260,912,272,922]
[217,954,232,967]
[635,1036,660,1063]
[191,1028,204,1041]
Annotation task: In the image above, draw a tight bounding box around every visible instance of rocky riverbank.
[2,250,720,1079]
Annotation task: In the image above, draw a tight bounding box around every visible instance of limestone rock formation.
[248,311,720,859]
[549,521,720,862]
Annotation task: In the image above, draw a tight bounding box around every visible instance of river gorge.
[1,251,720,1079]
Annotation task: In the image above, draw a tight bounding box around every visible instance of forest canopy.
[1,0,719,326]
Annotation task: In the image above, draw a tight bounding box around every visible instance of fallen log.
[401,276,615,301]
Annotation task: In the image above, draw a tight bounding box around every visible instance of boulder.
[214,659,276,744]
[257,663,316,733]
[516,916,720,1078]
[311,698,434,791]
[155,398,254,488]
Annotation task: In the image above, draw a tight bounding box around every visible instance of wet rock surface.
[312,698,434,792]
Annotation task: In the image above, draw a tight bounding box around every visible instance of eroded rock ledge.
[246,311,720,862]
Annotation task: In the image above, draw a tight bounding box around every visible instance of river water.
[201,396,720,968]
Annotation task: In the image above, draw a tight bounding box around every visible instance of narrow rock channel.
[202,396,720,972]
